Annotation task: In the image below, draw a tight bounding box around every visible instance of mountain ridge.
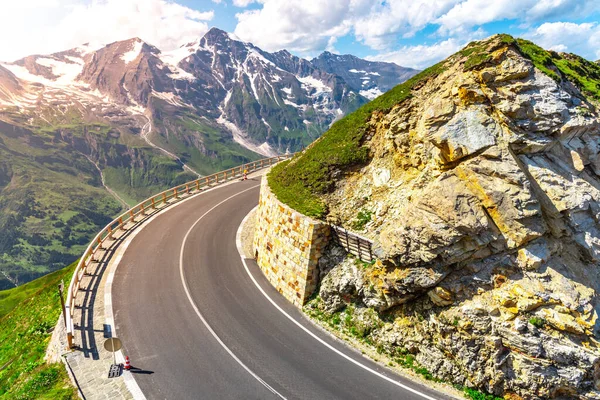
[0,27,416,287]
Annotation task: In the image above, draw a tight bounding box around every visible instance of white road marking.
[179,185,287,400]
[105,172,265,400]
[235,208,439,400]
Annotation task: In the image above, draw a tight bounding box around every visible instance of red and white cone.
[124,356,131,370]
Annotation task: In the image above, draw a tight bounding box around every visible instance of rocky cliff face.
[307,36,600,398]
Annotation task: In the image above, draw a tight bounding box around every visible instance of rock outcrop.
[311,35,600,399]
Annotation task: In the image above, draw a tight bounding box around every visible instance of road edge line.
[235,208,439,400]
[103,174,265,400]
[179,185,287,400]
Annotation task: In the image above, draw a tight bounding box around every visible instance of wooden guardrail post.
[196,181,200,191]
[174,188,178,199]
[186,184,190,194]
[151,198,156,209]
[107,226,114,240]
[162,192,166,205]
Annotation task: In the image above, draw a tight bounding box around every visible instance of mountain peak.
[203,27,230,42]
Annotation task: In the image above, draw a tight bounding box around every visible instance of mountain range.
[0,27,417,288]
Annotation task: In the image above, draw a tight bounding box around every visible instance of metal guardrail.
[65,155,292,348]
[330,225,374,262]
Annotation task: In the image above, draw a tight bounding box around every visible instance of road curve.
[112,177,449,400]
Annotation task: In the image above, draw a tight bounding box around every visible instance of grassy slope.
[269,34,600,218]
[150,99,261,176]
[268,60,448,218]
[514,38,600,101]
[0,106,197,288]
[0,121,122,288]
[0,262,77,399]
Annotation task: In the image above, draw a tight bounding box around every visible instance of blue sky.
[2,1,600,68]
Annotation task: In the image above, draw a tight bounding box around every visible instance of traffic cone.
[124,356,131,370]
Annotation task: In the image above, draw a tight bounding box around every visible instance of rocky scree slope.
[272,35,600,399]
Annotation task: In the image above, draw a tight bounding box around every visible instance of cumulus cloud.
[234,0,371,53]
[0,0,213,62]
[524,22,600,60]
[232,0,256,7]
[437,0,600,35]
[233,0,600,56]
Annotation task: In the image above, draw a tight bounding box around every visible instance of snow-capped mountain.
[0,28,417,286]
[0,27,415,159]
[311,51,418,100]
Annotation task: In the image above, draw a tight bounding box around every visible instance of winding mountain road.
[112,177,448,400]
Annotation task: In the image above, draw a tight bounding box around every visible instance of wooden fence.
[65,154,292,348]
[330,225,374,262]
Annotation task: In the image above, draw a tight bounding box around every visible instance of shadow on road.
[128,367,154,375]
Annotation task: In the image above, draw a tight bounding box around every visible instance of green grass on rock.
[268,61,448,218]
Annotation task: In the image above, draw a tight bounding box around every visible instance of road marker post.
[124,356,131,370]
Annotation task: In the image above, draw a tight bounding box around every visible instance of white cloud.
[232,0,256,7]
[232,0,600,56]
[436,0,600,35]
[524,22,600,60]
[352,1,459,50]
[234,0,371,53]
[0,0,213,62]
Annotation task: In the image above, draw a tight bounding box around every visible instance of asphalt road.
[112,178,449,400]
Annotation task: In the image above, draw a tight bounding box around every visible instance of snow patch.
[283,98,306,110]
[35,57,84,84]
[151,90,188,107]
[217,115,278,157]
[162,40,199,65]
[121,40,144,64]
[360,87,383,100]
[168,66,196,81]
[248,49,276,68]
[261,118,271,129]
[227,32,242,42]
[298,75,331,94]
[3,63,54,85]
[368,72,381,76]
[349,69,366,73]
[281,87,292,96]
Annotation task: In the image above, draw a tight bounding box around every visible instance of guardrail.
[330,225,374,262]
[65,155,292,348]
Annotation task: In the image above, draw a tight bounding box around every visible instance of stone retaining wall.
[253,178,330,307]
